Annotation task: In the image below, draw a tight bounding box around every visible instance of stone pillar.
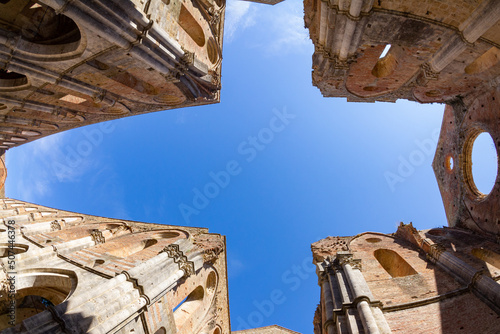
[319,273,335,334]
[427,0,500,73]
[357,300,380,334]
[316,252,391,334]
[339,254,390,334]
[421,238,500,314]
[312,0,374,79]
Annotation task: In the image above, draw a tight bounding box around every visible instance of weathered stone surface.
[304,0,500,251]
[312,225,500,333]
[0,0,225,152]
[311,236,352,263]
[305,0,500,104]
[0,198,229,333]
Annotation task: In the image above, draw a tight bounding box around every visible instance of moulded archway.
[0,269,77,330]
[0,243,28,257]
[173,286,205,330]
[0,70,29,92]
[2,0,85,61]
[472,248,500,269]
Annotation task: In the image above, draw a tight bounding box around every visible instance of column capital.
[337,252,362,270]
[90,229,105,245]
[160,244,195,278]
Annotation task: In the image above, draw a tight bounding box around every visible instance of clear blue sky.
[5,0,498,332]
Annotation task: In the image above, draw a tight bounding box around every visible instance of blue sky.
[5,0,498,332]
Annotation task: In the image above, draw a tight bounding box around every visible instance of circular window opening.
[445,155,454,171]
[366,237,382,243]
[470,132,498,196]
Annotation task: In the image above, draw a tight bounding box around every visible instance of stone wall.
[0,198,230,333]
[0,0,225,152]
[311,224,500,333]
[304,0,500,239]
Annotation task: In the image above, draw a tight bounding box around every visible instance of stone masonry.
[0,198,230,333]
[305,0,500,332]
[0,0,225,152]
[312,224,500,333]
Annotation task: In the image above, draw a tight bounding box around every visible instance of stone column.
[316,253,391,334]
[421,238,500,314]
[357,300,380,334]
[339,254,390,334]
[427,0,500,73]
[319,272,336,334]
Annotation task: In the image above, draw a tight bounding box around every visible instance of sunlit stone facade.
[305,1,500,332]
[312,224,500,333]
[0,198,229,333]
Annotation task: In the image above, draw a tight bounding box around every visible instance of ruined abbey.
[305,0,500,332]
[0,0,499,333]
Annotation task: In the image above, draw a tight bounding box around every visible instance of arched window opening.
[154,327,166,334]
[173,296,188,313]
[173,286,205,330]
[379,44,392,59]
[372,44,398,78]
[1,0,83,59]
[0,243,28,257]
[206,271,217,294]
[106,238,158,258]
[179,4,205,47]
[19,1,80,45]
[0,269,76,330]
[472,248,500,269]
[0,70,28,90]
[374,249,418,278]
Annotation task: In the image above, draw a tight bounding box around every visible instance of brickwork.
[349,232,461,306]
[383,292,500,334]
[312,225,500,333]
[0,198,230,333]
[0,0,225,152]
[433,89,500,235]
[304,0,500,293]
